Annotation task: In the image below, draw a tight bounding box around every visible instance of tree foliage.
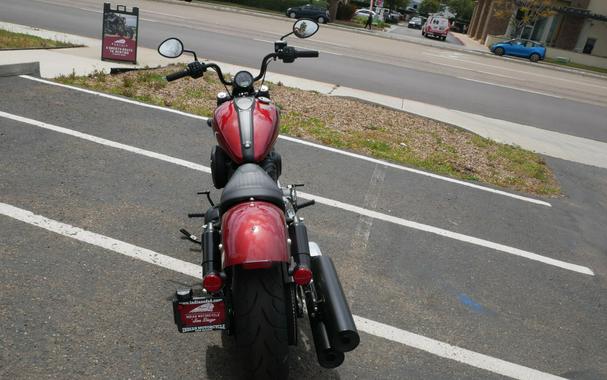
[446,0,474,21]
[493,0,557,37]
[386,0,410,11]
[418,0,441,15]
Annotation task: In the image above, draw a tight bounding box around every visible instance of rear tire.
[232,265,289,379]
[317,16,326,24]
[494,47,505,56]
[529,53,540,62]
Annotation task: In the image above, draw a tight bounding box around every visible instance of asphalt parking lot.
[1,74,607,379]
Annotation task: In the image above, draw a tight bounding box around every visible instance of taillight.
[293,266,313,285]
[203,272,223,293]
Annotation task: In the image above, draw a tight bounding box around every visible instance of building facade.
[467,0,607,57]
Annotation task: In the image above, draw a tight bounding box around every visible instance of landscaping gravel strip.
[55,66,559,196]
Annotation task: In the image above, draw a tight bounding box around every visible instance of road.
[1,72,607,379]
[1,0,607,142]
[387,23,463,46]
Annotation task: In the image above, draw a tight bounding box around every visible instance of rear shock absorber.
[202,223,222,292]
[288,217,313,285]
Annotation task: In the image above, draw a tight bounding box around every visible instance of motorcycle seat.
[220,164,284,214]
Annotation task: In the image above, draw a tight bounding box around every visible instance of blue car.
[490,39,546,62]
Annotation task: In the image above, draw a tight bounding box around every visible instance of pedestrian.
[364,12,373,30]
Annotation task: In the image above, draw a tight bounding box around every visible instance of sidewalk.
[0,22,190,77]
[2,22,607,170]
[450,32,487,52]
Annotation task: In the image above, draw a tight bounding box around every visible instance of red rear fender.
[221,201,288,268]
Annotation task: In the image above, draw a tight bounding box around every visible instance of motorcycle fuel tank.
[212,97,280,164]
[221,201,288,268]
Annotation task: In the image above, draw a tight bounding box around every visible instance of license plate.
[173,291,227,333]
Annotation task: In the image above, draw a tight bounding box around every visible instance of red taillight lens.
[293,266,313,285]
[203,273,223,293]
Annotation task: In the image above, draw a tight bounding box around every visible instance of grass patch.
[544,58,607,75]
[0,29,78,49]
[55,65,560,196]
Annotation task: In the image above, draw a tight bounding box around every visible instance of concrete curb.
[0,62,40,77]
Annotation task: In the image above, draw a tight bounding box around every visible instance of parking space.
[1,75,607,379]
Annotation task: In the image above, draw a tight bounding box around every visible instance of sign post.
[101,3,139,64]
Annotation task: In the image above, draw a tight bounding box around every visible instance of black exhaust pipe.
[309,317,345,368]
[311,255,360,353]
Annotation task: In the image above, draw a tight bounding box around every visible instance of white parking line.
[0,202,201,279]
[0,110,590,275]
[0,202,567,380]
[277,135,551,207]
[297,191,592,275]
[18,75,552,207]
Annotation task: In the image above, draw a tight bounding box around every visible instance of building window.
[582,38,596,54]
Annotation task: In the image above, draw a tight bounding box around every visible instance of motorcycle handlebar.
[166,47,318,84]
[294,50,319,58]
[166,70,189,82]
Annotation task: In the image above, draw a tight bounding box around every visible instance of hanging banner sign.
[101,3,139,63]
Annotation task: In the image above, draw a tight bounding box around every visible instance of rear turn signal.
[293,266,313,285]
[203,273,223,293]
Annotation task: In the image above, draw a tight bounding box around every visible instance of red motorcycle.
[160,20,359,378]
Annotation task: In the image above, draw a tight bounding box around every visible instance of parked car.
[422,15,450,41]
[408,16,423,29]
[354,9,377,18]
[384,10,401,23]
[490,39,546,62]
[286,4,330,24]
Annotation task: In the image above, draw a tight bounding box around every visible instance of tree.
[493,0,557,38]
[386,0,410,11]
[418,0,442,16]
[328,0,340,22]
[446,0,474,22]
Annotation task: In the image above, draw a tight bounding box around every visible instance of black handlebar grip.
[166,70,189,82]
[295,50,319,58]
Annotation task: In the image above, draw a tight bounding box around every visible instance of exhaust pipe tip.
[334,330,360,353]
[309,318,345,369]
[317,347,345,369]
[311,255,360,353]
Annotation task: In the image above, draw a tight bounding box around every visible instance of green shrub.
[352,15,386,27]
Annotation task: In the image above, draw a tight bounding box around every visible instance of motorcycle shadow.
[204,323,341,379]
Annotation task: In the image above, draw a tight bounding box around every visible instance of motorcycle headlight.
[234,70,254,90]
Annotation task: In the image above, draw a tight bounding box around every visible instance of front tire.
[289,12,296,18]
[317,16,326,24]
[232,265,289,379]
[494,47,505,56]
[529,53,540,62]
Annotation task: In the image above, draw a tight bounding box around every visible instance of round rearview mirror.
[293,19,319,39]
[158,38,184,58]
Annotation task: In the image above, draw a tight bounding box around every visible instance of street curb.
[0,62,40,77]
